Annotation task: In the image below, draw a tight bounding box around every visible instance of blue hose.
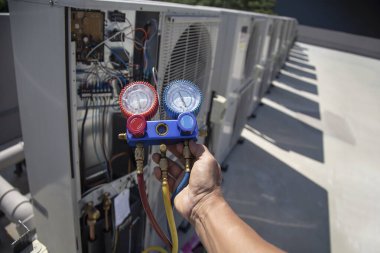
[171,171,190,206]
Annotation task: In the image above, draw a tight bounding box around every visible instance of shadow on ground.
[273,71,318,95]
[266,86,321,119]
[284,65,318,80]
[247,105,324,162]
[222,140,330,253]
[287,58,316,71]
[288,52,309,62]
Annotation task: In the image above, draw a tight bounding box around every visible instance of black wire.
[80,99,90,192]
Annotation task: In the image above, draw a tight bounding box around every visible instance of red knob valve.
[127,114,147,138]
[119,81,159,120]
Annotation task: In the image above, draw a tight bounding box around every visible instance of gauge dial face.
[164,80,202,118]
[119,82,158,119]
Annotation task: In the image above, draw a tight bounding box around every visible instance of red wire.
[137,173,172,249]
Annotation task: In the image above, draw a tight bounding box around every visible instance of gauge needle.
[179,91,187,108]
[137,93,142,110]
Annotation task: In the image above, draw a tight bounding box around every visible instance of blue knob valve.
[177,113,196,135]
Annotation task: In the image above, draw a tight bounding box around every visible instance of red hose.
[137,173,172,249]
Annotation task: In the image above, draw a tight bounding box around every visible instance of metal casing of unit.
[199,7,270,163]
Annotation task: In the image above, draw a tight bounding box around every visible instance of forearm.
[191,192,284,253]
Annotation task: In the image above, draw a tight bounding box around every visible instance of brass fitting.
[86,202,100,241]
[159,144,168,181]
[135,143,144,174]
[183,140,192,172]
[103,192,112,232]
[118,133,127,140]
[198,127,208,137]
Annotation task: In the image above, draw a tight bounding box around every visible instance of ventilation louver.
[158,16,219,120]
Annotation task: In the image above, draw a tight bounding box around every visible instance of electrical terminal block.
[77,83,114,99]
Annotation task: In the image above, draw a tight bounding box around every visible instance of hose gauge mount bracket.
[126,112,198,147]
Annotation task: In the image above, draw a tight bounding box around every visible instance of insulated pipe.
[0,142,24,171]
[0,175,35,233]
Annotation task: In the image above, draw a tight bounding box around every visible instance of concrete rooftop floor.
[221,42,380,253]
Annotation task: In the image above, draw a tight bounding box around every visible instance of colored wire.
[137,173,172,249]
[86,24,133,59]
[162,180,178,253]
[133,28,148,51]
[142,246,167,253]
[104,44,129,69]
[170,171,190,206]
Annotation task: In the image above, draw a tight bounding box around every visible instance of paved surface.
[222,42,380,253]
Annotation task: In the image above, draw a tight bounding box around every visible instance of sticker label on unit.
[114,188,131,227]
[232,26,250,80]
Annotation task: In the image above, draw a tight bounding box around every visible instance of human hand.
[152,141,222,223]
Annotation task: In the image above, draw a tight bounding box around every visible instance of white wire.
[86,24,133,59]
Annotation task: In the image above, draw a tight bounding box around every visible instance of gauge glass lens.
[121,84,155,115]
[166,84,201,113]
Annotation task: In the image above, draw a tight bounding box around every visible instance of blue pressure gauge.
[163,80,202,119]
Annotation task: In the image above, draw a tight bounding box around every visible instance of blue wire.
[171,171,190,206]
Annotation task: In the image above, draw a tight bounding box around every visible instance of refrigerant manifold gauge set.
[118,80,202,146]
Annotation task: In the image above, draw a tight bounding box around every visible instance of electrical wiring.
[80,99,90,191]
[91,98,103,163]
[112,228,119,253]
[162,180,178,253]
[142,246,167,253]
[116,22,132,63]
[152,67,158,87]
[96,61,125,89]
[137,173,172,249]
[170,171,190,206]
[143,19,158,79]
[133,28,148,51]
[87,23,145,60]
[105,44,129,69]
[86,24,133,59]
[101,97,109,164]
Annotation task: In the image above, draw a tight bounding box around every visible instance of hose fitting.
[159,144,168,181]
[86,202,100,241]
[135,143,144,174]
[183,140,191,172]
[103,192,112,232]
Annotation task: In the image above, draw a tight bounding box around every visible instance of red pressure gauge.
[119,81,159,120]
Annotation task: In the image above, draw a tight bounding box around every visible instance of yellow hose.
[142,246,167,253]
[162,180,179,253]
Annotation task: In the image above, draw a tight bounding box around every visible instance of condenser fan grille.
[158,17,219,119]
